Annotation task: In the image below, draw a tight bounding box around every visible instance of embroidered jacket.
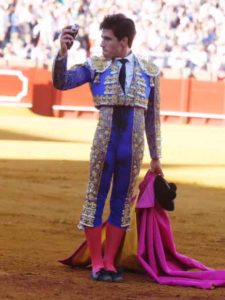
[52,54,161,159]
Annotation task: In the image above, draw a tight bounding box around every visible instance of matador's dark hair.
[100,14,136,47]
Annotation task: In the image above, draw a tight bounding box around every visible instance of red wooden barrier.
[54,83,93,106]
[160,78,190,123]
[0,67,225,125]
[188,79,225,125]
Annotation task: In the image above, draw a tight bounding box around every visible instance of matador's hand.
[59,25,79,57]
[150,159,164,177]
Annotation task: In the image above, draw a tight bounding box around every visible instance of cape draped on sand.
[60,172,225,289]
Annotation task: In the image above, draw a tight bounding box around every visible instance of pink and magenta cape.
[60,172,225,289]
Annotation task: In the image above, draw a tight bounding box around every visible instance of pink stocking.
[103,223,126,272]
[85,226,104,273]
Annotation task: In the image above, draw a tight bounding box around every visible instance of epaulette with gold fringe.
[88,56,111,73]
[136,56,160,77]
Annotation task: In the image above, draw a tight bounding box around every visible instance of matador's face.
[100,29,126,59]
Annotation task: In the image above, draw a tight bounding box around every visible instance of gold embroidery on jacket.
[93,63,150,108]
[145,75,161,159]
[121,107,145,227]
[93,73,100,84]
[121,202,131,228]
[153,76,161,158]
[137,57,160,76]
[79,107,113,228]
[89,56,111,72]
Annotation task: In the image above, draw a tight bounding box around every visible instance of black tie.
[119,59,128,92]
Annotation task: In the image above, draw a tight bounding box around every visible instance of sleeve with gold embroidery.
[145,75,161,159]
[52,54,92,90]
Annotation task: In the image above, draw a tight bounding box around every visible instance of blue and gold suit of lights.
[53,54,161,229]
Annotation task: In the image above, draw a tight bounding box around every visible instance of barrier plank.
[0,66,225,125]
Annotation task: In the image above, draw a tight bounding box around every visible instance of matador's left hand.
[150,159,164,177]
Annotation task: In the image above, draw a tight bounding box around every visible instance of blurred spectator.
[0,0,225,79]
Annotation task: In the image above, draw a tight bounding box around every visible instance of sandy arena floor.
[0,108,225,300]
